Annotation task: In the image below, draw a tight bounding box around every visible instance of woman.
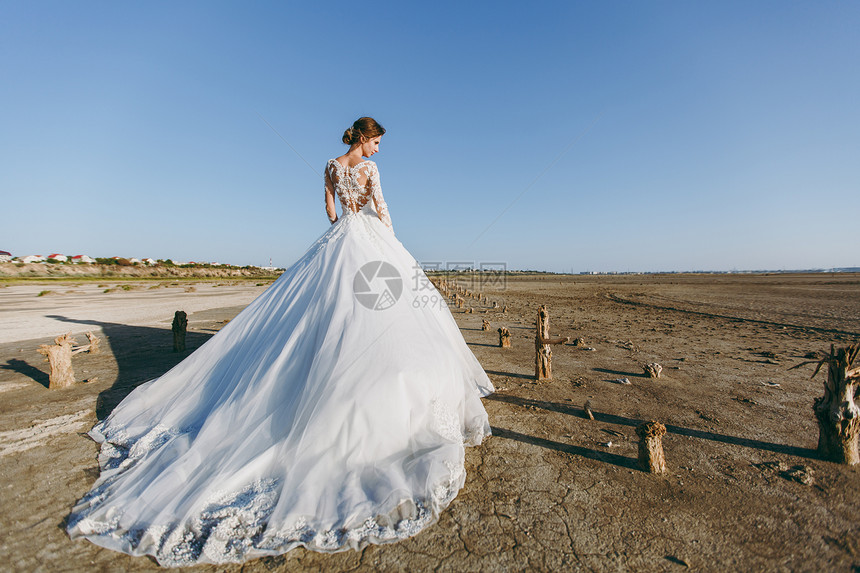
[66,117,495,566]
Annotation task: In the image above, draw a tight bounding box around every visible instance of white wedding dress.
[66,159,494,566]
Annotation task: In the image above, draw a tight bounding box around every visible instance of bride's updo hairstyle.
[342,117,385,145]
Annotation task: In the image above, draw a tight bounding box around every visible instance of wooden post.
[37,334,77,389]
[793,344,860,465]
[643,362,662,378]
[482,319,490,331]
[172,310,188,352]
[498,327,512,348]
[636,420,667,473]
[534,305,570,380]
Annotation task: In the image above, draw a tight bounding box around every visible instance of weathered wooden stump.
[572,337,586,347]
[467,307,473,314]
[636,420,667,473]
[583,399,595,420]
[82,331,100,355]
[793,344,860,464]
[498,327,512,348]
[534,305,570,380]
[643,362,662,378]
[456,296,463,309]
[37,334,77,389]
[172,310,188,352]
[502,304,507,313]
[492,301,499,309]
[482,319,490,331]
[69,331,100,356]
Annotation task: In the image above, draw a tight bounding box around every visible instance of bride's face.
[360,136,382,158]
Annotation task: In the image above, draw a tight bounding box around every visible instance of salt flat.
[0,273,859,572]
[0,282,268,344]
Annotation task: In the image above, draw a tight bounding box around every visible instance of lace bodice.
[325,159,393,232]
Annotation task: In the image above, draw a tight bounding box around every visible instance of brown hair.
[342,117,385,145]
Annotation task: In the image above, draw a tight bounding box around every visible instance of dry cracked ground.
[1,274,858,572]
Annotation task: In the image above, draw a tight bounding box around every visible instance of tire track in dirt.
[606,293,860,337]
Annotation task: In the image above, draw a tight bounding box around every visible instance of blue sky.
[2,1,857,272]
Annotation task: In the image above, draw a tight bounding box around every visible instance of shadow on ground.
[41,315,214,419]
[491,425,640,470]
[486,393,818,460]
[593,367,644,378]
[1,358,51,388]
[485,369,534,381]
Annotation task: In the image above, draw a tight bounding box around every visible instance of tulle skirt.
[66,204,494,566]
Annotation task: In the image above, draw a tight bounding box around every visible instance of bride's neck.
[345,145,366,160]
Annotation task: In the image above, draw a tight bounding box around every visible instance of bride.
[66,117,495,567]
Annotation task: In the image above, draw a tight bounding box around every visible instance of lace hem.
[68,419,491,567]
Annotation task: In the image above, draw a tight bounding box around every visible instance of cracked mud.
[0,274,858,571]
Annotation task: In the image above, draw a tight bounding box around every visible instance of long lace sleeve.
[324,164,338,224]
[369,163,393,233]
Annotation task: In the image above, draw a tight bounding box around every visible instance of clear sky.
[2,1,858,272]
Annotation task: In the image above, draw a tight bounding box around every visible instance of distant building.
[0,250,11,263]
[142,258,157,265]
[260,257,278,271]
[128,258,141,264]
[21,255,46,264]
[47,253,68,262]
[70,255,95,264]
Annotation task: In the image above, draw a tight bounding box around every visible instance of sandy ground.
[0,282,269,344]
[0,273,858,572]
